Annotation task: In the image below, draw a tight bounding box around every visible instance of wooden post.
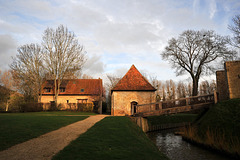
[186,98,189,106]
[214,91,218,104]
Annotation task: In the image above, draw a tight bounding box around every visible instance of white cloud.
[209,0,217,19]
[0,34,17,70]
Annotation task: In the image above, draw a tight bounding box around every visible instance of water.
[147,129,233,160]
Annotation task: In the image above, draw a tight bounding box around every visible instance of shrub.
[20,103,43,112]
[77,103,94,112]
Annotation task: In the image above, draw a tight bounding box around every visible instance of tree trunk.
[39,87,42,103]
[192,77,199,96]
[54,79,58,105]
[5,100,9,112]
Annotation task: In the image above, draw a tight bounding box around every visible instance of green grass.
[1,111,96,116]
[183,99,240,157]
[53,117,168,160]
[0,112,89,151]
[147,113,198,126]
[196,98,240,137]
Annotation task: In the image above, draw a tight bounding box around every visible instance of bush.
[8,93,24,112]
[20,103,43,112]
[77,103,94,112]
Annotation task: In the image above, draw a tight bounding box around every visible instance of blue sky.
[0,0,239,83]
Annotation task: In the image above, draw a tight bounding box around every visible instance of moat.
[147,129,233,160]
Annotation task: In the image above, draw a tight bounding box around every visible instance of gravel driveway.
[0,115,108,160]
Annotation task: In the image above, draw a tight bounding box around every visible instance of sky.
[0,0,239,83]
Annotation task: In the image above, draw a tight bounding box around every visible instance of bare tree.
[187,82,192,97]
[42,25,86,104]
[228,15,240,58]
[161,30,236,96]
[228,15,240,49]
[0,70,15,90]
[10,44,45,102]
[177,81,186,98]
[105,74,121,110]
[162,84,166,101]
[199,80,216,95]
[81,74,93,79]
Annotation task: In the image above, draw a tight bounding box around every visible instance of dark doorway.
[131,101,138,115]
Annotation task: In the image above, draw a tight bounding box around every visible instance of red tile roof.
[42,79,102,95]
[112,65,156,91]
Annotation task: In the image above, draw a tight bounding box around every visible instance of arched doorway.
[131,101,138,115]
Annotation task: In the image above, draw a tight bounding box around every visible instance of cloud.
[209,0,217,19]
[82,54,105,77]
[0,34,17,70]
[0,0,239,82]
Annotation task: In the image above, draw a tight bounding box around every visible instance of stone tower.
[216,60,240,101]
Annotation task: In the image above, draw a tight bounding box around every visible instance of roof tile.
[42,79,102,95]
[112,65,156,91]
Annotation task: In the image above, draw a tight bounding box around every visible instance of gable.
[112,65,156,91]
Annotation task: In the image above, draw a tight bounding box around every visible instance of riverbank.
[182,99,240,159]
[146,113,198,131]
[53,116,169,160]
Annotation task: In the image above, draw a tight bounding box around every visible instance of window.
[60,88,65,92]
[45,88,51,92]
[80,88,84,92]
[77,99,88,103]
[67,100,69,103]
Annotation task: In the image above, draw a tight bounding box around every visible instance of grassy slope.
[53,117,168,160]
[0,112,88,151]
[197,99,240,137]
[147,113,198,126]
[184,99,240,157]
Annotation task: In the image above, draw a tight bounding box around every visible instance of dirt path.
[0,115,108,160]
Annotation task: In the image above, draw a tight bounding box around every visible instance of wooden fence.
[134,93,216,117]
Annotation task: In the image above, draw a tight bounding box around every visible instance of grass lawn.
[147,113,198,126]
[53,116,168,160]
[0,112,89,151]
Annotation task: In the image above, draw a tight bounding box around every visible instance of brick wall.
[225,61,240,99]
[216,70,229,101]
[111,91,155,116]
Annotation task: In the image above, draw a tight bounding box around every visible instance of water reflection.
[148,129,233,160]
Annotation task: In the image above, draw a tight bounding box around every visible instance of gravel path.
[0,115,108,160]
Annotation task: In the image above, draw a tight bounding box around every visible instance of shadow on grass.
[53,116,169,160]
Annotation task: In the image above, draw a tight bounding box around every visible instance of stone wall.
[225,61,240,99]
[111,91,155,116]
[216,71,229,101]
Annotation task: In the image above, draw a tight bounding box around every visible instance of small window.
[45,88,51,92]
[60,88,65,92]
[80,88,84,92]
[67,100,69,103]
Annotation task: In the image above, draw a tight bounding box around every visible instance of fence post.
[186,98,190,106]
[214,91,218,104]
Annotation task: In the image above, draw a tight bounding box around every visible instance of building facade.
[41,79,103,113]
[111,65,156,116]
[216,60,240,101]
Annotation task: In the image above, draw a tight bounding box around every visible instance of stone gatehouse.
[111,65,156,116]
[216,60,240,101]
